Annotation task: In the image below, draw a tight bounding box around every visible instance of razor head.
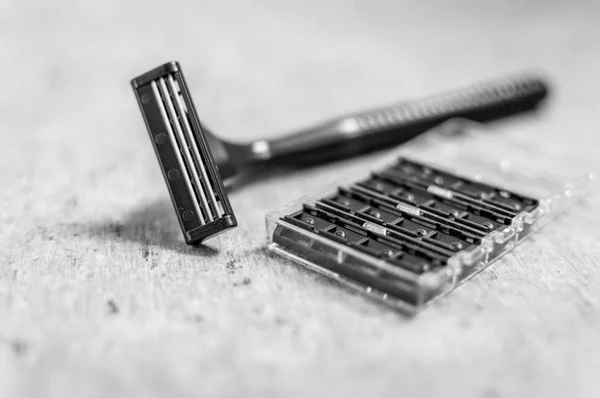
[131,61,237,245]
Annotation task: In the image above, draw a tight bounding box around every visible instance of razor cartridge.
[131,61,237,244]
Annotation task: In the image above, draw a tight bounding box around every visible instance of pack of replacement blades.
[266,120,595,313]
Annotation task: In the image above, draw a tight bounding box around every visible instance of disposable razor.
[131,61,548,245]
[131,62,237,245]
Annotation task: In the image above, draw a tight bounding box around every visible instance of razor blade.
[131,61,237,244]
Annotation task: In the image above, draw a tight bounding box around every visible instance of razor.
[131,62,237,245]
[131,61,549,245]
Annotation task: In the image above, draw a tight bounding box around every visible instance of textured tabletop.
[2,1,600,397]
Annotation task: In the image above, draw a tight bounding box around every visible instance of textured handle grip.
[263,75,549,165]
[354,75,547,130]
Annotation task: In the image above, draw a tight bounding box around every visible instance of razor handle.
[261,75,549,165]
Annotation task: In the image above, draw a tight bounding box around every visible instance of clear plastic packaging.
[265,119,596,313]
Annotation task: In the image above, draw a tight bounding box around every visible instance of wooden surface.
[1,1,600,397]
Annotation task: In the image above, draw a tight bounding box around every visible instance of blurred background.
[1,1,600,397]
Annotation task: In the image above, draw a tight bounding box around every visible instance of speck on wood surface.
[1,1,600,397]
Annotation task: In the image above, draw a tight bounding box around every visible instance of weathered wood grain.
[1,1,600,397]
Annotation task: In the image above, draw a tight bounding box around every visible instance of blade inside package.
[265,119,596,313]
